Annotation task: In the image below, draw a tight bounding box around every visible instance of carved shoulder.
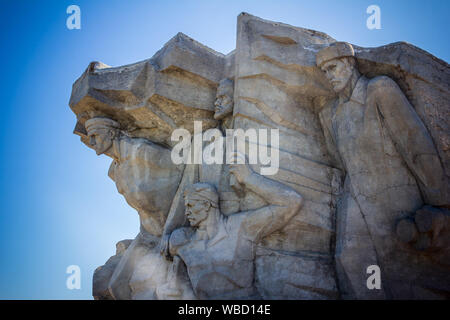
[367,75,403,101]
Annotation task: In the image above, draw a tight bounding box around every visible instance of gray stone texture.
[69,13,450,300]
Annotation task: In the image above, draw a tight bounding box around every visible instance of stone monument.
[69,13,450,299]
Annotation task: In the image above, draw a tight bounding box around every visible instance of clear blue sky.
[0,0,448,299]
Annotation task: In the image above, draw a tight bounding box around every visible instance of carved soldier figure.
[316,42,449,298]
[159,153,303,299]
[213,78,234,131]
[85,117,186,299]
[85,117,184,236]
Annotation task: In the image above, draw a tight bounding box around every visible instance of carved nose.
[90,136,96,146]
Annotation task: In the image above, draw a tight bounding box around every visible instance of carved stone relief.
[69,13,450,300]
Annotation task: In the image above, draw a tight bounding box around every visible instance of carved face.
[214,92,233,120]
[185,198,210,227]
[321,58,354,93]
[88,128,114,155]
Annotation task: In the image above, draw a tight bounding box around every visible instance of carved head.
[214,79,234,120]
[316,42,356,93]
[183,183,219,227]
[85,117,120,155]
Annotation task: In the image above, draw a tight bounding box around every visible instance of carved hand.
[228,152,253,184]
[159,233,172,261]
[396,205,450,251]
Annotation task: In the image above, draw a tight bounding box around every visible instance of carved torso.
[172,213,267,299]
[330,76,423,219]
[108,136,184,235]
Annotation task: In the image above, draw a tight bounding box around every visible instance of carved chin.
[332,80,348,92]
[214,105,232,120]
[188,218,199,227]
[95,144,112,155]
[330,81,342,91]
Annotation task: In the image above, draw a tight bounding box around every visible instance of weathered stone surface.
[355,43,450,179]
[92,239,132,300]
[315,38,449,298]
[70,33,225,148]
[69,13,449,300]
[255,247,338,300]
[396,218,419,244]
[165,163,303,299]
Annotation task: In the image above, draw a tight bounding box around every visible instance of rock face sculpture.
[69,13,450,299]
[160,156,303,299]
[85,117,184,236]
[316,42,449,299]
